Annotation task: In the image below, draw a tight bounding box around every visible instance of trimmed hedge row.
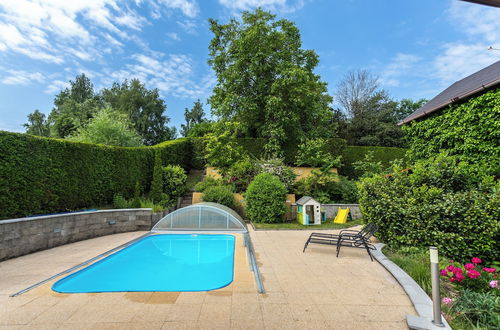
[339,146,407,178]
[191,137,406,178]
[0,131,191,219]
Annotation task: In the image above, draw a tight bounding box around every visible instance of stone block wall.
[0,209,153,261]
[321,204,362,220]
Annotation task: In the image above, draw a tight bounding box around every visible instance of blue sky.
[0,0,499,133]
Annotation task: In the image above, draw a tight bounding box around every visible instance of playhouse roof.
[296,196,316,205]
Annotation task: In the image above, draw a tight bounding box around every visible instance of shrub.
[440,257,499,293]
[113,193,129,209]
[449,289,500,329]
[295,138,342,169]
[203,122,248,171]
[295,169,358,203]
[256,158,296,191]
[150,151,163,203]
[162,165,187,202]
[245,173,287,223]
[226,159,259,193]
[202,185,235,208]
[358,154,499,262]
[339,145,407,178]
[195,177,232,193]
[0,131,191,219]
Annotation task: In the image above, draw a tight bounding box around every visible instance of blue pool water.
[52,234,235,293]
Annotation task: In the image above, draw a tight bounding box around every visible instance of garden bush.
[202,185,235,208]
[295,169,358,204]
[194,177,233,193]
[339,145,407,178]
[256,158,296,191]
[162,164,187,202]
[0,131,191,219]
[245,173,287,223]
[226,159,259,193]
[448,289,500,329]
[358,154,499,262]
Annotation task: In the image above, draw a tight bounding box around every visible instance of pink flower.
[490,280,498,289]
[483,267,496,273]
[440,269,448,276]
[442,297,453,305]
[464,263,475,270]
[471,257,482,264]
[446,265,455,272]
[467,270,481,279]
[455,273,465,282]
[452,267,463,275]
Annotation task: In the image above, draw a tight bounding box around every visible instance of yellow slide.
[333,207,350,224]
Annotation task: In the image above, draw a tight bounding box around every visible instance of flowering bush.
[441,257,499,293]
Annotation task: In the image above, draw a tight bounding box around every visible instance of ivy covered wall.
[403,88,500,174]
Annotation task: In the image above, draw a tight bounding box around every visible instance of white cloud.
[45,79,70,94]
[380,53,421,87]
[176,19,198,34]
[432,1,500,86]
[157,0,199,18]
[102,52,214,99]
[218,0,305,13]
[166,32,181,41]
[1,70,45,86]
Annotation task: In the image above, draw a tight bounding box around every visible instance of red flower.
[440,269,448,276]
[467,270,481,279]
[452,267,463,275]
[455,273,465,282]
[471,257,482,264]
[483,267,496,273]
[464,263,475,270]
[446,265,455,272]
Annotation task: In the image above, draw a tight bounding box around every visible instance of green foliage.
[395,98,427,122]
[150,151,164,203]
[245,173,287,223]
[186,122,217,138]
[23,110,50,137]
[113,193,129,209]
[352,151,384,178]
[295,138,343,168]
[358,155,499,262]
[162,165,187,202]
[208,9,333,157]
[202,185,235,209]
[295,170,358,203]
[68,107,143,147]
[404,88,500,174]
[130,180,142,208]
[0,130,192,219]
[101,78,176,145]
[226,159,259,193]
[204,122,249,170]
[340,145,407,178]
[256,158,296,191]
[450,289,500,329]
[181,100,206,137]
[194,177,231,193]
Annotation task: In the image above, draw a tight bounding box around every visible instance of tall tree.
[181,99,206,137]
[23,110,50,136]
[101,79,175,145]
[48,74,102,138]
[394,98,427,122]
[68,107,142,147]
[336,69,379,118]
[208,8,333,157]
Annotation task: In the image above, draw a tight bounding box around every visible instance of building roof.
[400,60,500,125]
[296,196,315,205]
[460,0,500,7]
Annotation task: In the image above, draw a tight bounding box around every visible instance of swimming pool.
[52,234,235,293]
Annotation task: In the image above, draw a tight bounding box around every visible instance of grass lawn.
[252,218,363,230]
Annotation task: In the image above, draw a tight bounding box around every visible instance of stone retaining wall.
[0,209,154,261]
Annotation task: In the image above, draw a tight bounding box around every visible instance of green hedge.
[339,146,407,178]
[0,131,191,219]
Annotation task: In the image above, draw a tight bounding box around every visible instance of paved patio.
[0,228,415,329]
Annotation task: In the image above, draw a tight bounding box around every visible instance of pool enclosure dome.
[152,202,247,232]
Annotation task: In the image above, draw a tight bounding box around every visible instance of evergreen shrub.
[245,173,287,223]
